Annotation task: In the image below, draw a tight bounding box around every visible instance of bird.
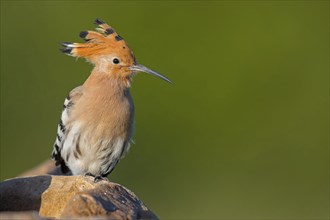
[51,18,171,182]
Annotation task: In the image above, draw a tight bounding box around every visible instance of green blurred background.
[1,1,329,219]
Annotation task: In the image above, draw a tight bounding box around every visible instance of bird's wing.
[51,86,83,173]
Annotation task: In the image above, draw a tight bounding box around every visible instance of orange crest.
[61,18,135,66]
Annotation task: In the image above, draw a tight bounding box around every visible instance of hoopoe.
[51,18,171,182]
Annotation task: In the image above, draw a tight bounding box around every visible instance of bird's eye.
[113,58,120,64]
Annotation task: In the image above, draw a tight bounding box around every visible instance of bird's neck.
[83,70,131,96]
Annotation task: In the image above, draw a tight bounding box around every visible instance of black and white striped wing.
[51,86,82,173]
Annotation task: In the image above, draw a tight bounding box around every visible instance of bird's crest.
[60,18,133,64]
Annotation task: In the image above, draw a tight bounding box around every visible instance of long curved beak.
[129,64,172,84]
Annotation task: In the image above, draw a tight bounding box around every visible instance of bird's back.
[52,85,83,173]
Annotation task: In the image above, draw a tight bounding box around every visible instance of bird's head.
[61,18,171,86]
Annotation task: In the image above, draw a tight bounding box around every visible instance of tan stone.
[0,175,158,220]
[39,175,95,218]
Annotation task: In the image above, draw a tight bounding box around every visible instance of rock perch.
[0,162,158,220]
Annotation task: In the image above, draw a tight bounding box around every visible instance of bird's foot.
[93,175,109,183]
[84,173,108,183]
[84,172,94,178]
